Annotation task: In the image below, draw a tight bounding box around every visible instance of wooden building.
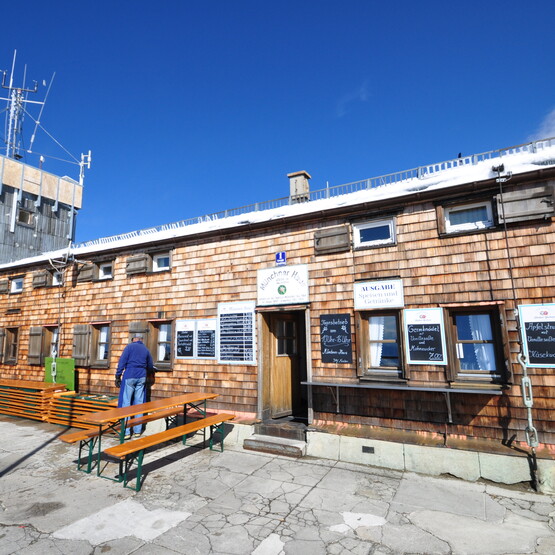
[1,139,555,490]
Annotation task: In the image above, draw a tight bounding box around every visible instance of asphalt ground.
[1,415,555,554]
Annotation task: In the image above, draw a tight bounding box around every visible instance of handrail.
[72,137,555,250]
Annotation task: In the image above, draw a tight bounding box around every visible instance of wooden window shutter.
[0,279,8,294]
[0,328,5,363]
[72,324,91,367]
[314,225,350,254]
[443,310,458,382]
[436,205,447,235]
[498,309,513,384]
[126,254,149,275]
[32,270,49,288]
[76,263,95,282]
[28,327,44,365]
[496,184,555,224]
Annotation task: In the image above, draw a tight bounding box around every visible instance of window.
[149,320,173,370]
[9,277,23,294]
[52,271,63,286]
[444,201,494,233]
[98,262,113,280]
[3,328,19,364]
[72,323,111,368]
[76,260,115,282]
[152,253,170,272]
[28,326,59,365]
[126,251,172,275]
[447,308,507,384]
[17,207,35,228]
[353,219,395,248]
[276,319,297,356]
[155,322,172,364]
[47,326,59,358]
[356,311,404,379]
[92,324,110,366]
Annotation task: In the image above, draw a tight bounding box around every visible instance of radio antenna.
[28,71,55,154]
[1,49,39,159]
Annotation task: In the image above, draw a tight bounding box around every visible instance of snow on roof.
[2,138,555,270]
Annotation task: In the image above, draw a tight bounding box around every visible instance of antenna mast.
[1,50,40,160]
[0,51,91,186]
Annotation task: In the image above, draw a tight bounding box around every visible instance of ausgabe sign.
[354,279,404,309]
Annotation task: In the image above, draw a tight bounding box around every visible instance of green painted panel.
[45,358,75,390]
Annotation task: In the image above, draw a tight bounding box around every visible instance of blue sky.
[2,1,554,243]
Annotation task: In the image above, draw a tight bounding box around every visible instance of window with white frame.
[51,271,63,286]
[9,277,23,294]
[356,311,404,379]
[353,218,395,248]
[98,262,113,280]
[444,201,494,233]
[447,308,505,383]
[152,252,170,272]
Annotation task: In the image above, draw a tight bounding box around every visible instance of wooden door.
[269,314,299,418]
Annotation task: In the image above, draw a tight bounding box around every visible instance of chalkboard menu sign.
[197,320,216,359]
[175,321,195,358]
[404,308,447,365]
[175,319,217,359]
[177,330,194,357]
[218,302,256,364]
[320,314,352,363]
[519,304,555,368]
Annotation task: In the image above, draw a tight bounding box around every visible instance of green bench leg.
[77,436,98,473]
[121,450,145,492]
[209,423,226,452]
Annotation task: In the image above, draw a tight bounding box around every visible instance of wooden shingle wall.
[0,176,554,451]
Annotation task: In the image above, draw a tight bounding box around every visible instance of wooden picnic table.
[80,391,218,475]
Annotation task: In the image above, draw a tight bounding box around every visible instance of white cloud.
[531,107,555,140]
[336,80,370,117]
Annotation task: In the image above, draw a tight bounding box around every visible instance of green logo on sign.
[278,285,287,295]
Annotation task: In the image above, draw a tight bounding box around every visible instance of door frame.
[257,307,311,422]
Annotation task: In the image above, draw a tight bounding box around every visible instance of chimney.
[287,170,311,204]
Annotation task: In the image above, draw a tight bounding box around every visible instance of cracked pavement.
[1,416,554,554]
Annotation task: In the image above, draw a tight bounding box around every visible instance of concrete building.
[1,138,554,492]
[0,154,83,263]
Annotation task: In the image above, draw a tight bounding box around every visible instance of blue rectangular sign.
[276,251,286,266]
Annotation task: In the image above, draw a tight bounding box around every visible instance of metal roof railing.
[73,137,555,250]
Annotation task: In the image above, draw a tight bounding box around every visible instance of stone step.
[254,421,307,441]
[243,434,307,458]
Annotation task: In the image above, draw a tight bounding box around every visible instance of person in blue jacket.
[115,334,154,439]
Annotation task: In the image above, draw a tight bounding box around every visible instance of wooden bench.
[103,413,235,491]
[60,427,107,473]
[60,406,184,473]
